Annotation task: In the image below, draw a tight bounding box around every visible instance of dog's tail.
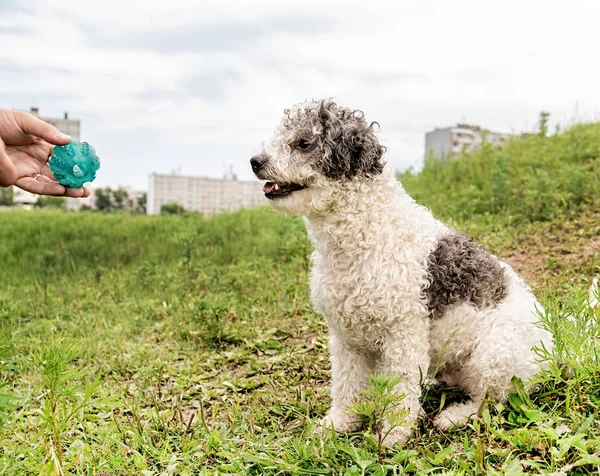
[589,276,599,311]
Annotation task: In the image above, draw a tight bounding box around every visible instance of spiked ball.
[48,139,100,188]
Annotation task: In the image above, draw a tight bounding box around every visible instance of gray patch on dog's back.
[424,232,509,318]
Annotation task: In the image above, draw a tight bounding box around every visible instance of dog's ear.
[319,105,385,180]
[339,121,385,179]
[318,101,333,124]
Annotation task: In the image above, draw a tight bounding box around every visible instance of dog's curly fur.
[425,232,510,318]
[252,99,554,446]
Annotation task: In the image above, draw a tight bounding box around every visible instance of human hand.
[0,109,90,197]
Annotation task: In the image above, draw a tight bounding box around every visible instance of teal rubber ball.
[48,139,100,188]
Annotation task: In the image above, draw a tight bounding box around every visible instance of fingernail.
[57,133,71,141]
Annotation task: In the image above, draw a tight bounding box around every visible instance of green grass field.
[1,123,600,475]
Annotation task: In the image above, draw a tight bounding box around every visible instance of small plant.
[348,374,408,464]
[0,383,16,427]
[538,111,551,137]
[0,329,18,427]
[491,153,510,213]
[34,341,101,474]
[36,250,57,307]
[175,231,199,281]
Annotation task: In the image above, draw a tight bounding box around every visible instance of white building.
[147,171,266,216]
[11,189,37,210]
[13,107,81,209]
[125,188,146,210]
[425,124,510,160]
[29,107,81,139]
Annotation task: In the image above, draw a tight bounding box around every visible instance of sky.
[2,0,600,191]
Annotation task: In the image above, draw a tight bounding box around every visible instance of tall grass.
[401,122,600,223]
[0,208,308,288]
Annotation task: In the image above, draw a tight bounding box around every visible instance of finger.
[15,176,68,196]
[0,139,17,187]
[63,185,89,198]
[15,111,71,146]
[39,167,91,198]
[18,174,90,198]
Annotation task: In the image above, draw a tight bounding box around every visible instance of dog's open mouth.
[263,182,307,199]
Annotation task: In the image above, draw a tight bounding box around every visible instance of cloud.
[1,0,600,189]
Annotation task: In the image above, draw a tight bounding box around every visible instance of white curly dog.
[251,99,554,446]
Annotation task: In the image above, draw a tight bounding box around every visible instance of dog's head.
[250,99,386,215]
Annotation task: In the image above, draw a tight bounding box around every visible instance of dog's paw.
[433,402,478,431]
[422,377,442,387]
[381,425,412,448]
[433,413,460,431]
[312,412,360,436]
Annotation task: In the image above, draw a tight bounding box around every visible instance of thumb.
[0,138,17,187]
[15,111,71,145]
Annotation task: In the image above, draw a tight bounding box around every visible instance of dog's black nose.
[250,155,267,173]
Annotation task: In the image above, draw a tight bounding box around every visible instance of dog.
[250,99,554,446]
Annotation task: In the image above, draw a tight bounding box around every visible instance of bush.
[160,203,186,215]
[35,196,66,209]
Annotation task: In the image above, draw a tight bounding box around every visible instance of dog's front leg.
[378,324,430,447]
[315,332,372,435]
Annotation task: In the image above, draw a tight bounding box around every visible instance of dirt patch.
[501,222,600,287]
[502,252,550,287]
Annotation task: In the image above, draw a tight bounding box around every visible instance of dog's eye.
[297,139,311,150]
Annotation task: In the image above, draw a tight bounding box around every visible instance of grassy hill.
[0,123,599,474]
[402,121,600,224]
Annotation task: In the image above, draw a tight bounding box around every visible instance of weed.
[348,374,408,464]
[0,329,18,427]
[34,341,101,474]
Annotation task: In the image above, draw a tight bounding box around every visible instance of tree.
[135,193,147,214]
[538,111,550,138]
[160,203,185,215]
[112,188,130,210]
[0,187,12,206]
[95,188,113,211]
[35,196,66,209]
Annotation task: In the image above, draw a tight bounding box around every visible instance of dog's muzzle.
[250,155,268,174]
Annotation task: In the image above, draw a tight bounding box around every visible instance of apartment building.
[29,107,81,139]
[147,171,266,216]
[425,123,510,160]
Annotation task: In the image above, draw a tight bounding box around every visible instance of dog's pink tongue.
[263,182,276,193]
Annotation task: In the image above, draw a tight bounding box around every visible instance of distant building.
[29,107,81,140]
[13,107,81,209]
[12,189,37,210]
[147,170,266,216]
[425,124,510,160]
[124,188,146,211]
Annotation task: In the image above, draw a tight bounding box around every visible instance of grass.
[0,121,600,474]
[401,120,600,224]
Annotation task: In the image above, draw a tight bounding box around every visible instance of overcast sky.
[2,0,600,191]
